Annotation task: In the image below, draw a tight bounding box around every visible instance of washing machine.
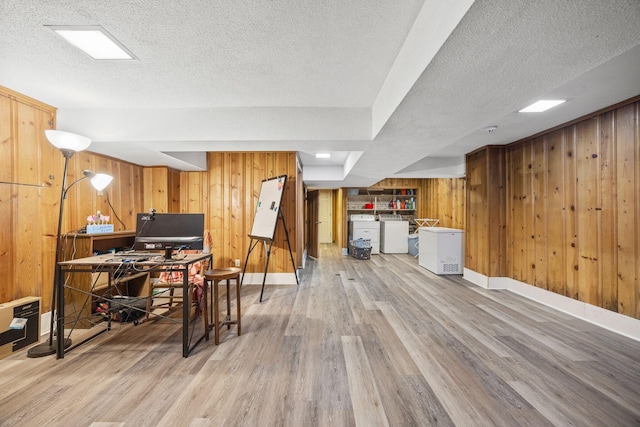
[379,214,409,253]
[349,214,380,254]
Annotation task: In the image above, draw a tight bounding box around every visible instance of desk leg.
[214,279,220,345]
[226,280,231,330]
[182,272,189,358]
[56,263,65,359]
[236,276,242,336]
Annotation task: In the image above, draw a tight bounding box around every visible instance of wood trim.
[0,85,56,112]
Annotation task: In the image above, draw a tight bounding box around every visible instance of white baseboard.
[241,272,298,285]
[463,268,489,288]
[463,268,640,342]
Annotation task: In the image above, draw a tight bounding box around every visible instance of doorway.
[319,190,333,243]
[307,190,319,258]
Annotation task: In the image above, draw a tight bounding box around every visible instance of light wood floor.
[2,244,640,426]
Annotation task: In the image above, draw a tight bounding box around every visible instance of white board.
[249,175,287,240]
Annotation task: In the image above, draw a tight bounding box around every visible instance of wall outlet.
[234,259,240,267]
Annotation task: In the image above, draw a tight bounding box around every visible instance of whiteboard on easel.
[249,175,287,240]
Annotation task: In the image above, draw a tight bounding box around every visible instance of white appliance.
[379,214,409,253]
[419,227,464,274]
[349,214,380,254]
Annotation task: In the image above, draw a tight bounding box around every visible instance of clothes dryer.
[348,214,379,254]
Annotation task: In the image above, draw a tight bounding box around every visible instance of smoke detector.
[484,125,498,133]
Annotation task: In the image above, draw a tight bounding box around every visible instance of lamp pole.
[27,149,75,357]
[27,130,111,358]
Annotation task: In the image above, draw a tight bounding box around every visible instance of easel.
[241,208,299,302]
[241,175,299,302]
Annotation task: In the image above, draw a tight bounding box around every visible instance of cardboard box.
[0,297,41,359]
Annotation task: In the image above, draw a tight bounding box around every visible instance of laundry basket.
[350,238,371,260]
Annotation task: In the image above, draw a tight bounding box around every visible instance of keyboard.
[112,251,155,262]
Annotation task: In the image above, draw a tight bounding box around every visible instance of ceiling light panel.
[47,25,136,60]
[315,153,331,158]
[519,99,566,113]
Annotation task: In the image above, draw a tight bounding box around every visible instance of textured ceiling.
[1,0,639,188]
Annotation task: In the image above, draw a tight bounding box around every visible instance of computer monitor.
[134,212,204,251]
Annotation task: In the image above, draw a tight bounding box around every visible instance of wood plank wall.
[467,98,640,319]
[465,147,506,277]
[0,86,145,310]
[179,152,301,271]
[1,87,57,308]
[418,178,466,230]
[143,166,181,213]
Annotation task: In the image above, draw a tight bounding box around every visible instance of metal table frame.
[55,252,212,358]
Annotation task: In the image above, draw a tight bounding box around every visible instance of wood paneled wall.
[0,86,145,310]
[1,87,57,308]
[143,166,180,213]
[467,98,640,319]
[418,178,466,230]
[180,152,301,271]
[465,147,506,277]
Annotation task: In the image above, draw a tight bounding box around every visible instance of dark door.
[307,189,319,258]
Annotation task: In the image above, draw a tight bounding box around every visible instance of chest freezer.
[418,227,464,274]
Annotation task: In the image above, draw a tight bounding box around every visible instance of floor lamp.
[27,130,113,358]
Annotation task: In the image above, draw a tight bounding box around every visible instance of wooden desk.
[56,252,213,358]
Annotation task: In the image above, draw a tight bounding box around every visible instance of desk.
[56,253,212,358]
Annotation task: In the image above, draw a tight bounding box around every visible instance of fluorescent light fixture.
[519,99,566,113]
[315,153,331,158]
[47,25,136,60]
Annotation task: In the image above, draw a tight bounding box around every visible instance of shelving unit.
[347,188,417,223]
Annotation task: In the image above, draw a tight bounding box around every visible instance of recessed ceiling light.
[47,25,136,60]
[519,99,566,113]
[315,153,331,158]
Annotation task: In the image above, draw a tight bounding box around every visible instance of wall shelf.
[347,188,417,215]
